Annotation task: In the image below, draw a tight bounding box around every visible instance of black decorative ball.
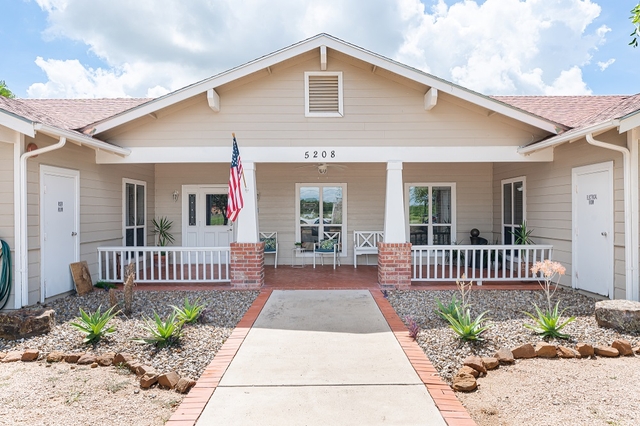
[470,228,480,237]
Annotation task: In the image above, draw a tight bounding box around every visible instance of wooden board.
[69,261,93,295]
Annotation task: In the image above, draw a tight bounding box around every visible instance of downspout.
[586,134,637,300]
[18,136,66,307]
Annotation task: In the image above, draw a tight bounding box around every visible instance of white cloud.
[597,58,615,71]
[27,0,608,98]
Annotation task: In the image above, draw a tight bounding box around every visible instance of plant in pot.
[509,221,534,277]
[152,217,175,277]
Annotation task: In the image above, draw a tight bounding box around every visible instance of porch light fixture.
[172,190,179,202]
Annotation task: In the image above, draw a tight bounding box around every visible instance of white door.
[40,166,79,300]
[572,162,613,297]
[182,185,233,250]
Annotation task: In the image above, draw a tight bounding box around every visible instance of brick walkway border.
[370,289,477,426]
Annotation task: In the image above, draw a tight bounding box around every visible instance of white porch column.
[383,161,406,243]
[235,161,259,243]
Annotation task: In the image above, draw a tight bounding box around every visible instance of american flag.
[226,135,244,222]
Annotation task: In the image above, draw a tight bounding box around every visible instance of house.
[0,34,639,309]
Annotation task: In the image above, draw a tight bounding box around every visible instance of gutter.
[34,123,131,156]
[518,120,618,155]
[586,134,638,301]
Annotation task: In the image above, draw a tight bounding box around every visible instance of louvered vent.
[306,72,342,116]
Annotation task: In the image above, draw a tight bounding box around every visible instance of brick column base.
[230,242,264,289]
[377,242,412,290]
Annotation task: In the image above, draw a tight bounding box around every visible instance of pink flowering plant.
[523,260,576,339]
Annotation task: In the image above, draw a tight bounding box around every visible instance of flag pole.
[232,132,248,188]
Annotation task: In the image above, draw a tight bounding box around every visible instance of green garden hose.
[0,240,12,310]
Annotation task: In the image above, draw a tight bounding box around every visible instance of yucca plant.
[441,306,491,341]
[435,294,462,321]
[172,297,206,324]
[134,311,182,348]
[69,305,120,344]
[523,302,576,339]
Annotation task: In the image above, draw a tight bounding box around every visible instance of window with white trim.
[295,183,347,252]
[123,179,146,248]
[305,72,343,117]
[406,184,456,245]
[502,177,526,244]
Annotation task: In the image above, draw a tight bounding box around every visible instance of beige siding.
[24,134,155,304]
[0,139,15,308]
[493,129,626,298]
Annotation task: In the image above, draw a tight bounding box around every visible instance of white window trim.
[122,178,147,247]
[404,183,457,244]
[501,176,527,244]
[295,182,347,256]
[304,71,344,118]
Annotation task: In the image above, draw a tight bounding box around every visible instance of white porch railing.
[98,246,231,283]
[411,244,553,284]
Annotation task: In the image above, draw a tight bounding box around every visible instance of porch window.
[123,179,146,248]
[406,184,456,245]
[296,183,346,250]
[502,177,526,244]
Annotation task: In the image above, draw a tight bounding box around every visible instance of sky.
[2,0,640,99]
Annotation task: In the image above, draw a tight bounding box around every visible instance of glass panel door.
[409,185,453,245]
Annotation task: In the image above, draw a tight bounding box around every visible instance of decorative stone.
[576,343,594,357]
[64,353,83,363]
[0,352,6,359]
[136,365,157,377]
[535,342,557,358]
[21,349,39,361]
[77,354,97,365]
[633,346,640,354]
[512,343,536,359]
[158,371,181,389]
[97,353,115,366]
[482,357,499,370]
[611,339,634,356]
[90,362,99,368]
[46,352,64,362]
[0,309,55,340]
[127,362,142,374]
[494,348,515,364]
[452,373,477,392]
[1,351,22,363]
[457,366,480,378]
[557,346,580,358]
[595,300,640,332]
[595,346,619,357]
[463,355,487,374]
[113,353,134,366]
[139,373,158,389]
[175,378,197,394]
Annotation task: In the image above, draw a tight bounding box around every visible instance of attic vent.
[305,72,343,117]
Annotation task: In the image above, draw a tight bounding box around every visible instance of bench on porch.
[353,231,384,268]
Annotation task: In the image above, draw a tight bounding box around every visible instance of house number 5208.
[304,150,335,159]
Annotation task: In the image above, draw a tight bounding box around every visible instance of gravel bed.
[0,290,259,380]
[388,288,640,384]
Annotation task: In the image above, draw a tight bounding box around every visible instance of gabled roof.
[86,33,561,135]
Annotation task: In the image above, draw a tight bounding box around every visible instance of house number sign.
[58,201,64,212]
[587,194,597,205]
[304,150,336,159]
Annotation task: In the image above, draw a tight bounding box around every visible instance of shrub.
[172,297,206,324]
[134,311,182,348]
[94,280,116,290]
[69,305,120,344]
[404,315,420,340]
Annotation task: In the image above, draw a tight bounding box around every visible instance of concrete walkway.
[195,290,447,425]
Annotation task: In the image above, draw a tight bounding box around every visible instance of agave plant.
[441,306,491,342]
[172,297,206,324]
[69,305,120,344]
[523,302,576,339]
[134,311,182,348]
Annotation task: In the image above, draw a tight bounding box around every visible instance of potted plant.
[510,221,534,276]
[152,217,175,277]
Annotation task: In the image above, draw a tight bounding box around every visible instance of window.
[296,183,347,252]
[123,179,146,248]
[305,72,343,117]
[502,177,525,244]
[406,184,456,245]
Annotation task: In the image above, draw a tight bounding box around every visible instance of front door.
[572,162,613,297]
[40,165,79,300]
[182,185,233,250]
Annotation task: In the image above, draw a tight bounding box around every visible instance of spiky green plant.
[441,307,491,341]
[134,311,182,348]
[523,302,576,339]
[435,294,462,321]
[69,305,120,344]
[172,297,206,324]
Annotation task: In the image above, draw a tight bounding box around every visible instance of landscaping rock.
[90,362,98,368]
[535,342,557,358]
[21,349,39,361]
[595,300,640,332]
[136,365,157,377]
[175,378,197,394]
[0,309,55,340]
[495,348,515,364]
[633,346,640,354]
[46,352,64,363]
[139,373,158,389]
[64,353,83,363]
[463,355,487,374]
[452,373,477,392]
[611,339,634,356]
[113,353,134,366]
[457,366,480,378]
[557,346,580,358]
[0,352,5,359]
[97,353,115,366]
[576,343,594,358]
[1,351,22,363]
[482,357,500,370]
[158,371,181,389]
[595,346,619,357]
[77,354,97,365]
[512,343,536,359]
[127,361,142,374]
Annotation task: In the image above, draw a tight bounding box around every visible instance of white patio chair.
[259,231,278,268]
[313,231,341,269]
